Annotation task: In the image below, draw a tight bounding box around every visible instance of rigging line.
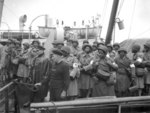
[101,0,108,26]
[128,0,137,39]
[3,3,18,19]
[112,23,116,44]
[116,0,124,17]
[132,27,150,39]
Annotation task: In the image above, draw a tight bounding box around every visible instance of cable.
[3,3,18,19]
[100,0,108,26]
[128,0,137,39]
[116,0,124,17]
[132,27,150,39]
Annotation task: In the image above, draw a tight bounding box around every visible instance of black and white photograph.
[0,0,150,113]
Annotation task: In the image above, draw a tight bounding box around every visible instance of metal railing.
[30,96,150,113]
[0,80,18,113]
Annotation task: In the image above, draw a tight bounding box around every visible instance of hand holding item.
[61,90,66,98]
[137,57,142,63]
[73,63,78,68]
[130,64,135,68]
[90,60,94,65]
[35,82,41,86]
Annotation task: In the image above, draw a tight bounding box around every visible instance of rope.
[128,0,137,39]
[116,0,124,17]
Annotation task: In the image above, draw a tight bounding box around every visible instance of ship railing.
[30,96,150,113]
[0,79,18,113]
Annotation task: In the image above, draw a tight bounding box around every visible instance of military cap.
[61,46,70,54]
[144,42,150,49]
[32,39,40,45]
[97,45,108,54]
[132,44,140,51]
[107,44,113,48]
[82,44,92,51]
[83,40,89,44]
[52,49,63,56]
[118,48,127,54]
[113,43,120,47]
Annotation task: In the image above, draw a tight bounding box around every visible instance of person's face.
[114,45,119,51]
[52,54,60,63]
[9,43,15,48]
[72,42,78,47]
[119,51,126,58]
[98,49,105,58]
[52,44,57,48]
[16,44,20,48]
[84,46,90,53]
[57,44,64,49]
[144,46,149,52]
[109,52,115,58]
[67,41,72,46]
[33,42,39,48]
[23,45,28,50]
[107,47,112,52]
[132,49,138,53]
[92,46,97,51]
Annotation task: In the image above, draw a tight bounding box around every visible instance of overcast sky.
[1,0,150,42]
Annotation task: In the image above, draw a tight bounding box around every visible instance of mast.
[105,0,119,45]
[0,0,4,27]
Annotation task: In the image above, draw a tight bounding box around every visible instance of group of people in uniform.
[1,37,150,107]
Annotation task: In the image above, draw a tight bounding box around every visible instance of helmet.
[83,40,89,44]
[72,39,79,45]
[132,44,140,52]
[61,46,70,54]
[97,42,105,46]
[118,48,127,54]
[113,43,120,47]
[82,44,92,51]
[107,44,113,49]
[32,39,40,45]
[98,45,108,54]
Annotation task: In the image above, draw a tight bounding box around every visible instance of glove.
[70,76,75,81]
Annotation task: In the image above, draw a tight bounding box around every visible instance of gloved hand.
[70,76,75,81]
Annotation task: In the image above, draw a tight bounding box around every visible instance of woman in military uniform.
[78,44,93,98]
[92,45,117,97]
[61,46,80,100]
